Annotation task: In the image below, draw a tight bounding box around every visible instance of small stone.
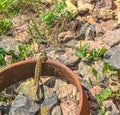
[60,99,78,115]
[85,24,96,40]
[96,20,115,36]
[54,79,67,91]
[64,39,78,48]
[65,0,78,15]
[16,78,43,101]
[4,55,12,64]
[93,8,114,21]
[40,92,58,115]
[109,78,120,92]
[9,94,40,115]
[58,31,75,43]
[95,0,114,9]
[57,84,78,100]
[87,16,96,24]
[0,35,21,53]
[104,45,120,69]
[12,24,30,43]
[90,85,102,96]
[75,23,89,40]
[47,48,79,67]
[77,1,94,15]
[103,99,120,115]
[51,106,62,115]
[43,85,54,98]
[0,102,10,115]
[102,29,120,47]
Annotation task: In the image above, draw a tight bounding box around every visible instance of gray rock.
[43,85,54,98]
[41,92,58,108]
[104,46,120,69]
[85,24,96,40]
[81,0,98,3]
[54,79,67,91]
[0,35,21,53]
[0,102,10,115]
[44,77,55,88]
[46,48,79,67]
[40,92,58,115]
[103,100,120,115]
[95,0,114,9]
[63,39,78,48]
[96,20,115,36]
[75,23,89,40]
[102,29,120,47]
[93,8,114,21]
[9,94,40,115]
[51,106,62,115]
[16,78,43,101]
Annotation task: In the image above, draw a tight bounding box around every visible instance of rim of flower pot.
[0,59,90,115]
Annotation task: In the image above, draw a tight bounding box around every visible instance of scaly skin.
[34,56,47,100]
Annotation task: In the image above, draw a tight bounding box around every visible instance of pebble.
[47,48,79,67]
[57,84,78,100]
[102,29,120,47]
[103,99,120,115]
[0,35,21,53]
[85,24,96,40]
[9,94,40,115]
[60,99,78,115]
[51,106,62,115]
[0,102,10,115]
[54,79,67,91]
[40,92,58,115]
[96,20,115,36]
[104,45,120,69]
[95,0,114,9]
[77,1,94,15]
[90,85,102,96]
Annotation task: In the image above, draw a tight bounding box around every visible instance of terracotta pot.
[0,59,90,115]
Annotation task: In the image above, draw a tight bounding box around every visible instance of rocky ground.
[0,0,120,115]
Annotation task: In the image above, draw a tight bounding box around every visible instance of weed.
[75,44,106,61]
[0,95,5,101]
[40,0,73,28]
[95,88,112,106]
[92,68,99,82]
[0,48,6,67]
[102,62,117,75]
[88,77,93,86]
[0,19,12,35]
[76,44,117,83]
[95,88,120,114]
[28,20,43,44]
[75,44,88,58]
[98,108,105,115]
[0,0,18,12]
[17,44,34,60]
[0,45,34,68]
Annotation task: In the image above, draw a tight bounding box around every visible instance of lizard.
[34,55,47,100]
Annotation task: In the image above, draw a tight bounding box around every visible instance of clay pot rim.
[0,59,88,115]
